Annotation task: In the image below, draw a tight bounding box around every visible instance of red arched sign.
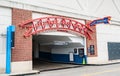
[19,16,93,39]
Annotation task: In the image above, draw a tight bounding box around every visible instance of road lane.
[26,63,120,76]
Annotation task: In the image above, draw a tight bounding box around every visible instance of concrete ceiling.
[33,35,84,47]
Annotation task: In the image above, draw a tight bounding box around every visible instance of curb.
[85,62,120,66]
[9,70,39,76]
[40,65,83,72]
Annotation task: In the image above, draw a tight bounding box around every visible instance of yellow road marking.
[83,68,120,76]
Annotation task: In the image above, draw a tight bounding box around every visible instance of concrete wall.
[1,0,120,21]
[33,40,39,59]
[33,35,85,58]
[51,36,84,54]
[51,47,81,54]
[0,0,120,20]
[0,0,89,20]
[88,24,120,64]
[33,35,85,54]
[40,46,51,52]
[0,7,11,73]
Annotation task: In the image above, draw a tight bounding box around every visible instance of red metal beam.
[19,16,94,39]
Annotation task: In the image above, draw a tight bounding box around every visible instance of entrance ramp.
[33,60,83,72]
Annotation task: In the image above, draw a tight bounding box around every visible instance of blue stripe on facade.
[39,51,51,60]
[6,25,15,74]
[74,55,83,64]
[39,51,87,64]
[74,55,87,64]
[51,54,70,62]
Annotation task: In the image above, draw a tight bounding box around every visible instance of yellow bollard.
[82,58,86,64]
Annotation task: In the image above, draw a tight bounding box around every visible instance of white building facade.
[0,0,120,74]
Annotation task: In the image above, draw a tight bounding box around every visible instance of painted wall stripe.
[38,51,87,64]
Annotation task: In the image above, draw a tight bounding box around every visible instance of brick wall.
[86,21,97,57]
[12,8,32,62]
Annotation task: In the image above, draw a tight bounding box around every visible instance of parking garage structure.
[1,0,120,75]
[7,9,97,74]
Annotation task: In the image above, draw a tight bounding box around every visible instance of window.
[90,45,95,55]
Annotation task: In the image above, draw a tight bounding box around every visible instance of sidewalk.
[0,70,39,76]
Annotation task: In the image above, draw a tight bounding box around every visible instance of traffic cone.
[82,58,86,64]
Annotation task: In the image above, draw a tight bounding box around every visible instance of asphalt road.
[26,63,120,76]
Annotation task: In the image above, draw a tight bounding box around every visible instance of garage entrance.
[17,16,94,71]
[32,31,86,71]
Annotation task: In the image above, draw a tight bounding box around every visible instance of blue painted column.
[6,25,15,74]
